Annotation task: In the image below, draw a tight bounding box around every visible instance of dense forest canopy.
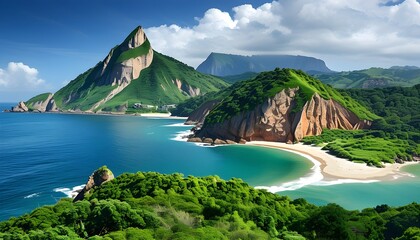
[0,171,419,239]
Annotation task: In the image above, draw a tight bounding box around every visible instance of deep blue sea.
[1,102,419,221]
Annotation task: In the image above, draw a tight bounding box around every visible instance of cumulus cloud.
[145,0,420,70]
[0,62,51,101]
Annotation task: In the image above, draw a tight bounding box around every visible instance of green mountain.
[20,26,229,113]
[315,67,420,89]
[1,169,419,239]
[196,52,332,77]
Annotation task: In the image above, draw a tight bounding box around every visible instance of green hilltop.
[204,68,378,125]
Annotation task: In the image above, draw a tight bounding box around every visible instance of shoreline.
[4,110,188,120]
[246,141,418,181]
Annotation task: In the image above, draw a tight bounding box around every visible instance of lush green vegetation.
[204,68,377,125]
[341,84,420,139]
[302,129,416,166]
[302,84,420,166]
[170,80,246,117]
[25,93,51,105]
[1,171,419,239]
[220,72,259,84]
[315,67,420,89]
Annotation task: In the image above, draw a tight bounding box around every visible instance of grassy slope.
[1,171,419,239]
[100,52,229,111]
[25,93,51,105]
[205,68,377,124]
[315,67,420,89]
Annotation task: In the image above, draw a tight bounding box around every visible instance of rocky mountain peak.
[124,26,148,50]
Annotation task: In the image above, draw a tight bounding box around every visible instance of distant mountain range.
[16,26,228,113]
[314,67,420,89]
[196,52,332,76]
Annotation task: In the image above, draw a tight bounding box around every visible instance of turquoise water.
[0,103,419,220]
[282,164,420,209]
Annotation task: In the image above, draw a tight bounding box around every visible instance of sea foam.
[53,185,85,198]
[24,193,40,199]
[171,129,193,142]
[164,123,190,127]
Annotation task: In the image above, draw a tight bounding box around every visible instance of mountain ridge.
[196,52,332,76]
[315,66,420,89]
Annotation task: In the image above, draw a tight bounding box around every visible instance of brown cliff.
[185,100,220,125]
[194,89,371,143]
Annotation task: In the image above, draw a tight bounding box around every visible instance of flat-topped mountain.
[196,52,332,77]
[17,26,229,113]
[188,68,377,143]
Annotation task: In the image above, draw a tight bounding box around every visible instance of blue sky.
[1,0,419,102]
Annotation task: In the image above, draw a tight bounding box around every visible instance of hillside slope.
[196,52,332,76]
[315,67,420,89]
[190,68,377,143]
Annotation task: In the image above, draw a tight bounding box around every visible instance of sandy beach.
[139,113,187,119]
[247,141,418,181]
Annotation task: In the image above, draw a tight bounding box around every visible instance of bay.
[0,102,419,221]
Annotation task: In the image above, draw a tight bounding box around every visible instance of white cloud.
[0,62,51,101]
[145,0,420,70]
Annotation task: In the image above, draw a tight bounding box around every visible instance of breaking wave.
[53,185,85,198]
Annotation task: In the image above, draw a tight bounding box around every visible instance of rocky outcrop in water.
[11,101,28,112]
[194,89,371,143]
[73,166,114,202]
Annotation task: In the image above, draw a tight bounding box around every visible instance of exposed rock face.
[45,98,59,112]
[195,90,371,143]
[73,166,114,202]
[293,93,371,140]
[11,101,29,112]
[173,79,201,97]
[26,94,53,112]
[185,100,220,125]
[90,27,153,110]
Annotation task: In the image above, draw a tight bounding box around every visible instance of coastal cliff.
[189,68,376,143]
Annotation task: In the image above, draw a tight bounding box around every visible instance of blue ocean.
[0,103,419,221]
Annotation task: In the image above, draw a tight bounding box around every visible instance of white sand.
[247,141,418,181]
[139,113,187,119]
